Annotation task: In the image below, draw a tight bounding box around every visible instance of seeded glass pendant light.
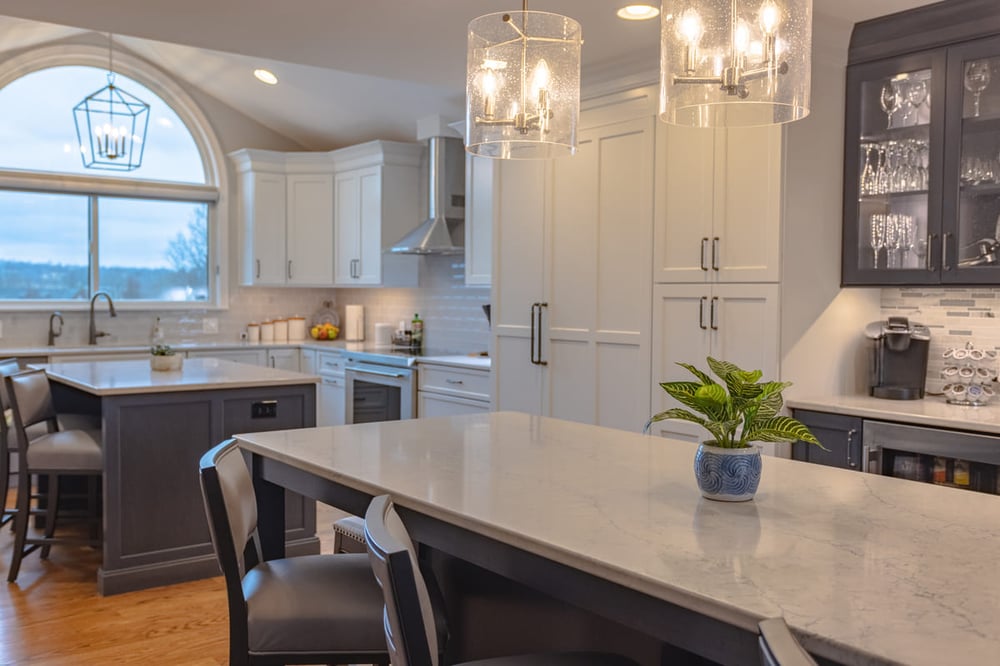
[659,0,812,127]
[466,1,583,159]
[73,33,150,171]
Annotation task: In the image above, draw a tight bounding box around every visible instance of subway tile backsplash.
[882,287,1000,394]
[0,256,490,354]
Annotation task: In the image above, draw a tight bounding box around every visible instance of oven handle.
[346,366,410,379]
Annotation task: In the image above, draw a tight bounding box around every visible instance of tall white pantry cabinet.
[492,86,783,437]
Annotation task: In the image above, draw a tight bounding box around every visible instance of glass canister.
[273,318,289,343]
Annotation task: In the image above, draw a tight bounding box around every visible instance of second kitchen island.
[38,357,319,595]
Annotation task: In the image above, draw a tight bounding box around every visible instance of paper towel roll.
[345,305,365,341]
[374,322,393,346]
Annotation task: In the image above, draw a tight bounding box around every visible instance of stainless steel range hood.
[388,135,465,255]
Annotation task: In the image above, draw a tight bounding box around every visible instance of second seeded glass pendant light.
[659,0,812,127]
[466,1,583,159]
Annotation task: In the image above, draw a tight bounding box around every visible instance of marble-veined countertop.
[36,357,319,396]
[787,393,1000,435]
[236,411,1000,666]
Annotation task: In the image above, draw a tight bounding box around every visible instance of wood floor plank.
[0,495,346,665]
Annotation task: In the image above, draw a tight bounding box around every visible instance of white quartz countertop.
[235,411,1000,666]
[416,354,490,371]
[787,394,1000,434]
[37,358,319,396]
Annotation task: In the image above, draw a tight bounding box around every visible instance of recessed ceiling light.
[253,68,278,85]
[616,4,660,20]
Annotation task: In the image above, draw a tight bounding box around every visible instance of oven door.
[344,362,416,424]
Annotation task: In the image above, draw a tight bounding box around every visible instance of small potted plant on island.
[647,357,823,502]
[150,344,183,372]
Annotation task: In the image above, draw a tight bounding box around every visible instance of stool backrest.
[0,358,20,443]
[5,369,58,437]
[758,618,817,666]
[364,494,438,666]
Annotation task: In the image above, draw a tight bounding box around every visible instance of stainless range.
[343,348,421,424]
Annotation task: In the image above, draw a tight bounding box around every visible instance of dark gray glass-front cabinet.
[843,2,1000,285]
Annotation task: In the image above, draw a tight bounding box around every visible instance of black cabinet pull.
[712,237,720,271]
[710,296,719,330]
[846,428,857,469]
[287,260,292,279]
[699,296,708,330]
[926,233,937,272]
[700,238,709,271]
[256,259,261,279]
[530,303,539,365]
[942,233,953,271]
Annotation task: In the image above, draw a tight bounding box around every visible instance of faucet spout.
[88,291,117,345]
[47,311,64,347]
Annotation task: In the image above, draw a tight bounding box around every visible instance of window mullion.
[90,195,99,296]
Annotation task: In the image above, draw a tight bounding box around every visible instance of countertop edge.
[787,395,1000,435]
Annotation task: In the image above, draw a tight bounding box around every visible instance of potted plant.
[150,344,183,372]
[646,357,822,502]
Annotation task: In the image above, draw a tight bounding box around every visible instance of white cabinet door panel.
[465,155,494,286]
[247,173,287,285]
[357,167,383,285]
[286,174,333,285]
[418,392,489,418]
[493,336,542,415]
[711,284,780,383]
[335,171,362,285]
[318,375,346,427]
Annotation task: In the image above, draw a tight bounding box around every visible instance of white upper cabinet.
[464,154,495,286]
[230,150,334,287]
[331,141,423,287]
[654,125,783,283]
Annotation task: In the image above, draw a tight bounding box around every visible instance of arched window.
[0,45,227,308]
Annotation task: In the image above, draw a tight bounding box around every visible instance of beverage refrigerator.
[863,420,1000,495]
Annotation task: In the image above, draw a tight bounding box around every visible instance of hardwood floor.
[0,497,345,665]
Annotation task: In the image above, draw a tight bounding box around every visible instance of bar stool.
[4,369,103,582]
[333,515,366,553]
[0,358,22,527]
[199,439,390,666]
[758,618,818,666]
[363,494,639,666]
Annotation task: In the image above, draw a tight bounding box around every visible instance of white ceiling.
[0,1,939,148]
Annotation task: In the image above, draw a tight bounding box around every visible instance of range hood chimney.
[388,136,465,255]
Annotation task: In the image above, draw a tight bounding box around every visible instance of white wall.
[780,13,882,398]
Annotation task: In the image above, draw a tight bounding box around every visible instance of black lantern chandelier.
[73,34,150,171]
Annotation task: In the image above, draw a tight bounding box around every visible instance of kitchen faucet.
[47,311,64,346]
[88,291,118,345]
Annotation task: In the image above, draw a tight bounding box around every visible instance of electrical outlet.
[251,400,277,418]
[202,317,219,334]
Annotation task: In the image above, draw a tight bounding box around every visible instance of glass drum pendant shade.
[73,74,150,171]
[659,0,811,127]
[466,10,582,159]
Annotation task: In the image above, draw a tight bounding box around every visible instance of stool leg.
[7,472,30,583]
[40,475,59,559]
[0,442,10,527]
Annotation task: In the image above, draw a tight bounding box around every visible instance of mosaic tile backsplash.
[881,287,1000,394]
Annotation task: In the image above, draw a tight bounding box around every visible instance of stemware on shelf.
[906,79,929,124]
[880,80,900,129]
[964,60,991,118]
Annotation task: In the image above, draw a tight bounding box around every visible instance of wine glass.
[880,81,900,129]
[964,61,991,118]
[870,214,886,269]
[906,79,928,125]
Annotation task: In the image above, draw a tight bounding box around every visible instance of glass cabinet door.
[843,52,945,285]
[943,36,1000,283]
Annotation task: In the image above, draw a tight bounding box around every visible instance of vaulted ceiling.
[0,1,939,148]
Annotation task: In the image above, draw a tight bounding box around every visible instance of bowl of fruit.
[310,322,339,340]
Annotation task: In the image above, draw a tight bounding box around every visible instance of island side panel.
[98,383,317,595]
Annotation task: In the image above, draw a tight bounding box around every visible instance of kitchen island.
[39,357,319,595]
[236,411,1000,666]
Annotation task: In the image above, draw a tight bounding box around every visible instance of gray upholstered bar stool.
[332,514,366,553]
[4,369,103,582]
[199,439,390,666]
[0,358,22,527]
[758,618,818,666]
[364,494,640,666]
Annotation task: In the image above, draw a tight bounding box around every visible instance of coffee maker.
[864,316,931,399]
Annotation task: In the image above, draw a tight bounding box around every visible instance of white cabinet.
[654,125,782,283]
[332,141,423,286]
[464,154,494,286]
[266,348,300,371]
[417,362,490,417]
[316,350,346,426]
[230,149,335,287]
[300,348,317,374]
[186,349,268,366]
[649,283,780,441]
[492,106,654,432]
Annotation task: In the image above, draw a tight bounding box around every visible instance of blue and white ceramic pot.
[693,442,762,502]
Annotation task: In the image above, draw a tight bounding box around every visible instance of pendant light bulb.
[758,0,781,35]
[531,59,551,97]
[677,8,705,47]
[733,21,751,55]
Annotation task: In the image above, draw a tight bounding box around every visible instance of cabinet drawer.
[317,350,345,376]
[418,391,490,418]
[418,364,490,401]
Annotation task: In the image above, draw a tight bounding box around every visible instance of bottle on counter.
[411,313,423,350]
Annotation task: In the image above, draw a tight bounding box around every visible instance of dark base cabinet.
[791,410,863,471]
[51,382,318,595]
